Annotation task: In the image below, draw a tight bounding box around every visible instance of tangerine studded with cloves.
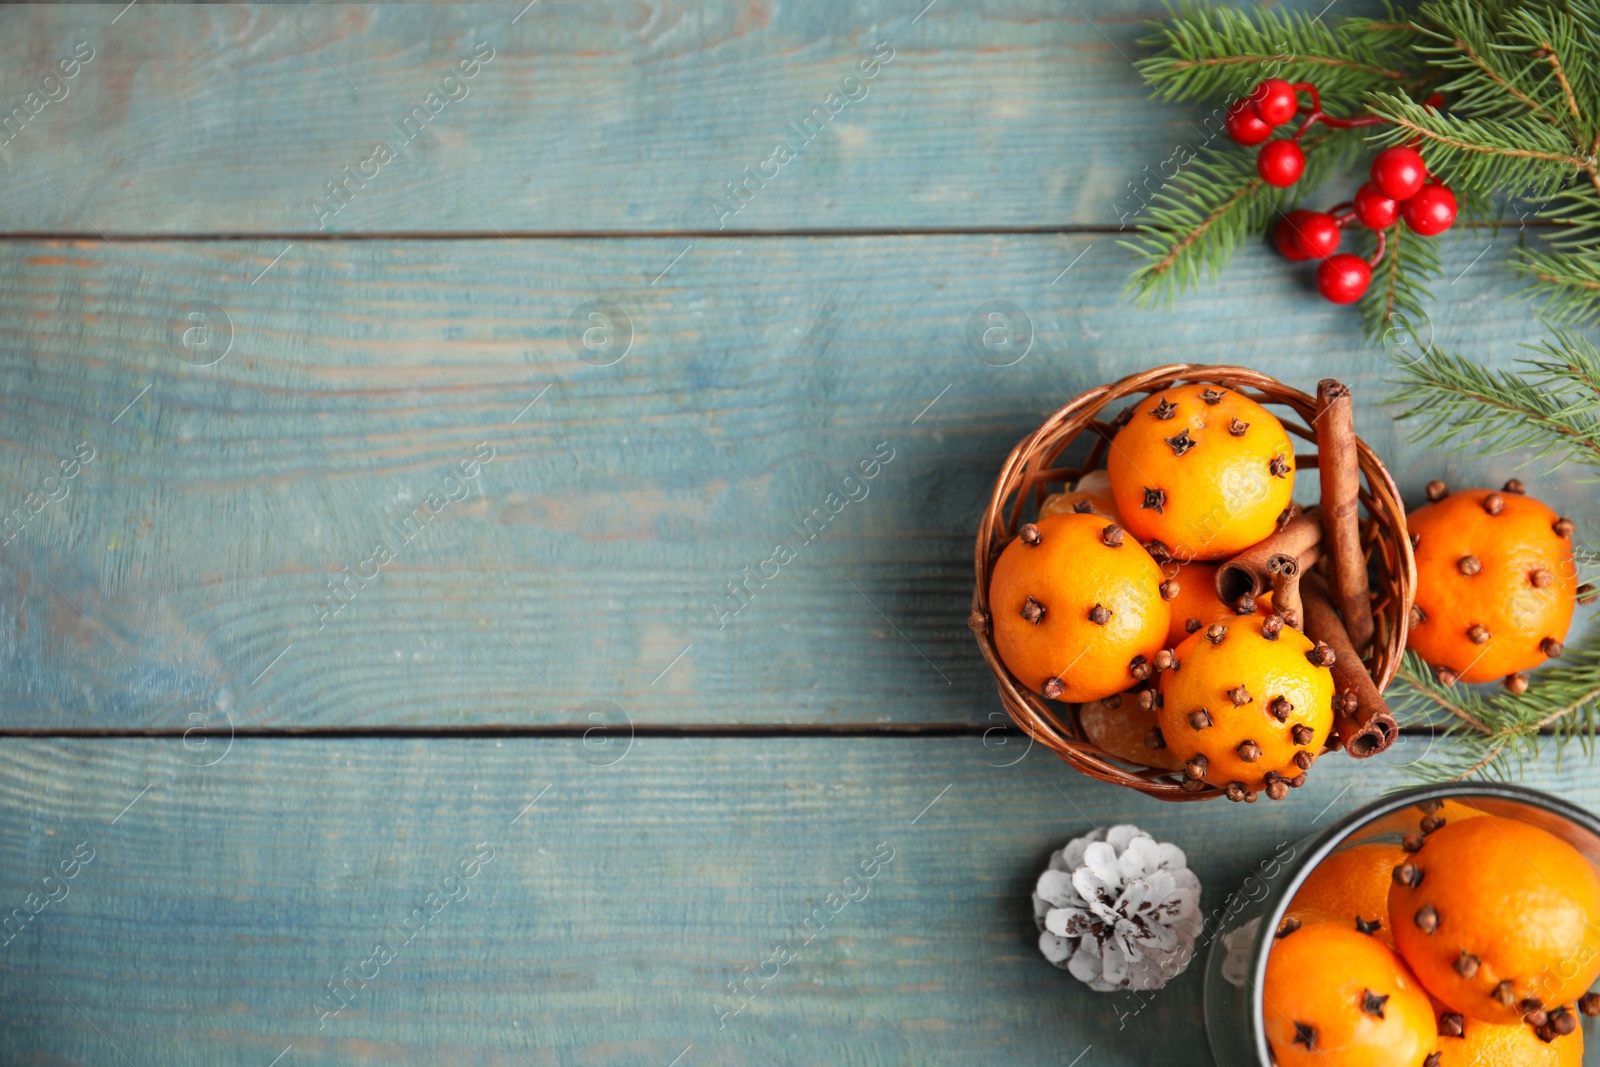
[1406,486,1577,685]
[1155,612,1335,797]
[1157,559,1272,647]
[1387,815,1600,1026]
[1430,1006,1584,1066]
[987,513,1171,703]
[1105,383,1298,561]
[1264,920,1437,1067]
[1285,842,1410,950]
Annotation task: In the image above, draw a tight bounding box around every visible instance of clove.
[1165,429,1196,457]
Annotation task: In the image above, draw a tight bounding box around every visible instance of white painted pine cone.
[1032,824,1202,992]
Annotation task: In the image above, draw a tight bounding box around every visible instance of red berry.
[1274,210,1315,261]
[1351,181,1400,230]
[1291,212,1342,259]
[1257,140,1305,187]
[1401,182,1457,236]
[1225,98,1274,146]
[1317,254,1372,304]
[1250,79,1300,126]
[1370,146,1427,201]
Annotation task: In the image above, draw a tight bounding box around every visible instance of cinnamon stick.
[1301,570,1397,758]
[1315,380,1374,652]
[1268,553,1304,631]
[1215,505,1322,604]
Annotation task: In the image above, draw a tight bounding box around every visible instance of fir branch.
[1123,127,1364,305]
[1136,1,1418,105]
[1412,0,1575,130]
[1130,0,1600,328]
[1366,92,1592,193]
[1358,222,1442,340]
[1512,246,1600,325]
[1505,5,1600,140]
[1391,633,1600,783]
[1386,333,1600,468]
[1526,181,1600,250]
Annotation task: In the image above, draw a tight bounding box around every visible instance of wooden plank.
[0,230,1585,729]
[1,735,1586,1066]
[0,0,1342,234]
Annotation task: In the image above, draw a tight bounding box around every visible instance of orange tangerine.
[988,513,1171,703]
[1106,383,1297,561]
[1265,919,1438,1067]
[1406,487,1577,685]
[1161,560,1272,647]
[1041,470,1121,522]
[1287,842,1411,949]
[1156,613,1335,799]
[1433,999,1583,1066]
[1389,815,1600,1024]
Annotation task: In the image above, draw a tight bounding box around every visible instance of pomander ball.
[1032,824,1202,991]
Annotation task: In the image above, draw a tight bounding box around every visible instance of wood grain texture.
[3,735,1587,1066]
[0,0,1356,234]
[1,231,1589,729]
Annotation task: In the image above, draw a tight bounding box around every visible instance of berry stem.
[1366,228,1388,267]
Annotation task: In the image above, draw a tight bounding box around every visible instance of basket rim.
[970,364,1417,803]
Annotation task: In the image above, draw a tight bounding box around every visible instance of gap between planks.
[0,724,1461,739]
[0,222,1562,243]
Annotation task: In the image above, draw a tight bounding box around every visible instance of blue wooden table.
[1,3,1594,1064]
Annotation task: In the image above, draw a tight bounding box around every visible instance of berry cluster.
[1225,78,1377,188]
[1227,79,1458,305]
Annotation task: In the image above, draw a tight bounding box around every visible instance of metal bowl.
[1203,782,1600,1066]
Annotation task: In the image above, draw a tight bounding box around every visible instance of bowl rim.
[1241,781,1600,1065]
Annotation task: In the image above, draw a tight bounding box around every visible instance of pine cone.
[1032,824,1202,992]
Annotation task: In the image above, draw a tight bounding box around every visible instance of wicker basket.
[968,365,1416,802]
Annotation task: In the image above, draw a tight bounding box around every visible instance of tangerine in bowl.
[1203,784,1600,1066]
